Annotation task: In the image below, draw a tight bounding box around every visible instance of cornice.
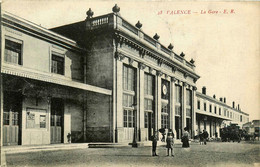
[114,32,200,80]
[2,11,84,53]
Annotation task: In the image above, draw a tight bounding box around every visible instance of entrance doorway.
[175,116,181,139]
[186,118,192,136]
[3,92,22,146]
[145,111,154,141]
[51,98,64,144]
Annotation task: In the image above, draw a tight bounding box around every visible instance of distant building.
[243,120,260,137]
[1,5,249,146]
[195,87,249,138]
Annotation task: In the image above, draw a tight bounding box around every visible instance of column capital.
[138,62,146,70]
[183,82,188,87]
[128,58,134,66]
[139,49,145,59]
[184,73,188,79]
[149,67,154,74]
[156,70,163,77]
[115,51,125,61]
[172,66,177,73]
[158,59,163,67]
[171,77,177,83]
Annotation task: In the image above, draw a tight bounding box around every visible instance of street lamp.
[132,103,138,148]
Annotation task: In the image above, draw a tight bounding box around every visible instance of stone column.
[182,82,187,129]
[156,71,162,130]
[115,52,124,143]
[192,86,197,138]
[139,63,145,141]
[170,77,176,131]
[136,66,140,141]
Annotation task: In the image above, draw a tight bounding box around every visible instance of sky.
[2,0,260,120]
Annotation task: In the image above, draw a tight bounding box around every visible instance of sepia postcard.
[0,0,259,167]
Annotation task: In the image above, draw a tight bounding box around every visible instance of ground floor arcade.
[2,74,112,146]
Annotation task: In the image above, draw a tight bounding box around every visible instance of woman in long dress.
[182,127,190,148]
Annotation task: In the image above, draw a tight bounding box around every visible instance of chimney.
[224,97,226,103]
[213,94,216,99]
[220,97,223,102]
[202,86,206,95]
[232,101,235,108]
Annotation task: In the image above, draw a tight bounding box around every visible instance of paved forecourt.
[4,142,260,167]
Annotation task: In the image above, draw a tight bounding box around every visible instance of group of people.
[152,127,191,157]
[199,130,209,145]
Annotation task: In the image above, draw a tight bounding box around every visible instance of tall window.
[219,108,221,115]
[144,112,148,128]
[4,39,22,65]
[197,100,200,110]
[144,73,154,129]
[209,104,212,113]
[186,89,192,118]
[123,110,135,128]
[123,65,136,128]
[144,99,153,111]
[123,65,135,91]
[161,103,168,128]
[204,102,207,111]
[175,85,182,116]
[51,54,64,75]
[144,73,153,95]
[224,109,227,116]
[240,115,242,122]
[214,106,217,114]
[123,94,134,108]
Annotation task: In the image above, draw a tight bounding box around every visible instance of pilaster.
[139,63,145,141]
[192,86,197,138]
[139,63,145,130]
[156,71,162,130]
[182,82,187,129]
[170,77,176,131]
[115,52,124,142]
[136,66,140,141]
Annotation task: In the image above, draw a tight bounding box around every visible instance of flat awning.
[1,64,112,96]
[196,110,231,121]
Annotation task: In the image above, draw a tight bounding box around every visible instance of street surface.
[4,142,260,167]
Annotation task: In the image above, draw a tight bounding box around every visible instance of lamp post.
[132,103,138,148]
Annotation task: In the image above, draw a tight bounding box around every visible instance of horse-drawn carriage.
[220,124,245,142]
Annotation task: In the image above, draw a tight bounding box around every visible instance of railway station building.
[1,5,249,146]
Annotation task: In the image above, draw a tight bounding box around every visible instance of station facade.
[195,87,249,138]
[1,5,249,146]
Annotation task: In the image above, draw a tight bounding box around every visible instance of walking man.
[152,132,158,156]
[203,130,209,145]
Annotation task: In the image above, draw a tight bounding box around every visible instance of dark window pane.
[5,39,22,65]
[52,54,64,75]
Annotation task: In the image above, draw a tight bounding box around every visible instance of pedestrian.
[152,132,158,156]
[203,130,209,145]
[199,131,204,145]
[182,127,190,148]
[159,127,166,142]
[166,129,174,157]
